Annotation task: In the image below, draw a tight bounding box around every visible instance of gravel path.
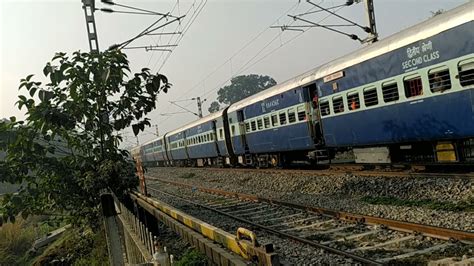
[147,167,474,232]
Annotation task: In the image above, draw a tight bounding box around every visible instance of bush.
[175,249,207,266]
[0,217,36,265]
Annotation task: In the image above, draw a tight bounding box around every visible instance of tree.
[208,74,276,110]
[0,50,170,227]
[431,9,444,17]
[207,101,221,113]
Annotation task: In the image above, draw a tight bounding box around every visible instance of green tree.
[208,74,276,110]
[207,101,221,113]
[0,50,170,227]
[431,9,444,17]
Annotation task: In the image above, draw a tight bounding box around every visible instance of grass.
[175,248,207,266]
[32,227,108,266]
[0,217,37,265]
[361,196,474,212]
[179,173,196,179]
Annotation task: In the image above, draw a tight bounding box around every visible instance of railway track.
[150,165,474,180]
[147,177,474,265]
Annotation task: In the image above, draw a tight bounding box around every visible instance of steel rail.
[147,186,383,265]
[148,177,474,243]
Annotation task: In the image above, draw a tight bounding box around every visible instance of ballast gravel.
[148,188,354,265]
[148,167,474,232]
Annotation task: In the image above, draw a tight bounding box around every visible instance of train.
[132,2,474,168]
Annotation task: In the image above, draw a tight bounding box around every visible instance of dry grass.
[0,217,36,265]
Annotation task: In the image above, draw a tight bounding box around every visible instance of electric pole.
[364,0,378,43]
[81,0,99,52]
[196,97,204,118]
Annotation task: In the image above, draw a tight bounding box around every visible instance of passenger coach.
[136,2,474,167]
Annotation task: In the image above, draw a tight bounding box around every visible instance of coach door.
[305,83,324,145]
[237,110,249,152]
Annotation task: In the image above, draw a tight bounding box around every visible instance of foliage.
[0,50,170,227]
[431,9,444,17]
[0,217,36,265]
[32,228,108,266]
[208,74,276,112]
[207,101,221,113]
[361,196,474,212]
[175,248,207,266]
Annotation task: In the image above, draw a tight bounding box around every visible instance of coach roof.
[228,1,473,113]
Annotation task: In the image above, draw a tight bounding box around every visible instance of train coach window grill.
[264,116,270,128]
[429,68,451,92]
[288,108,296,123]
[257,118,263,130]
[251,120,257,131]
[271,114,279,127]
[363,87,378,107]
[219,129,224,139]
[332,97,344,113]
[458,60,474,87]
[279,112,287,125]
[297,106,306,121]
[382,82,399,102]
[245,122,250,132]
[404,76,423,98]
[347,92,360,110]
[320,101,330,116]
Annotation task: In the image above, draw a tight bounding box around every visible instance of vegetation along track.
[147,177,474,265]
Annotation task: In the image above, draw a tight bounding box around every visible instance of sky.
[0,0,469,148]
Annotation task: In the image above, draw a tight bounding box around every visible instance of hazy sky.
[0,0,469,147]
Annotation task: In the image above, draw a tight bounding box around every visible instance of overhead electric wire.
[306,0,369,32]
[145,0,180,67]
[198,6,346,102]
[167,1,301,104]
[157,1,302,126]
[102,0,179,18]
[156,0,208,72]
[148,0,204,71]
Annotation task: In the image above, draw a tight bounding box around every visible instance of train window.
[404,76,423,98]
[382,82,399,102]
[332,97,344,113]
[264,116,270,128]
[297,106,306,121]
[210,133,214,141]
[245,122,250,132]
[458,60,474,87]
[257,119,263,130]
[346,92,360,111]
[429,68,451,93]
[219,129,224,139]
[251,120,257,131]
[363,87,378,107]
[320,101,330,116]
[231,125,235,136]
[279,112,287,125]
[288,108,296,123]
[271,114,279,127]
